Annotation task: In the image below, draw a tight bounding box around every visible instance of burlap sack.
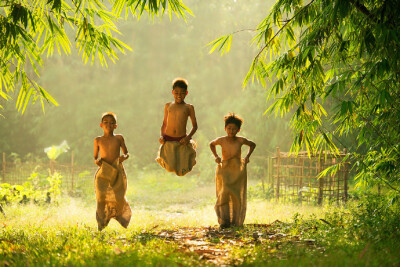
[214,158,247,227]
[156,141,196,176]
[95,159,132,231]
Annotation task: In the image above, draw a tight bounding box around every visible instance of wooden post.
[335,157,340,203]
[283,157,286,201]
[71,151,74,192]
[2,152,5,183]
[292,158,296,201]
[276,147,280,202]
[343,149,348,202]
[317,154,324,205]
[269,157,274,195]
[289,158,293,201]
[299,158,304,204]
[50,160,55,174]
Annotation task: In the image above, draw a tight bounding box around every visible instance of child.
[93,112,132,231]
[156,78,198,176]
[209,113,256,228]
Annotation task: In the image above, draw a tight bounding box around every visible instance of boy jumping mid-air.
[209,113,256,228]
[156,78,198,176]
[94,112,132,231]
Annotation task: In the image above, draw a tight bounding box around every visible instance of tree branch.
[319,124,400,194]
[349,0,376,22]
[253,0,316,65]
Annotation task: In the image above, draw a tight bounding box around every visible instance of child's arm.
[242,138,256,164]
[118,135,129,163]
[93,137,102,167]
[159,103,169,144]
[180,104,198,144]
[209,138,222,164]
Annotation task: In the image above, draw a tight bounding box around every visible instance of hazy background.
[0,0,292,182]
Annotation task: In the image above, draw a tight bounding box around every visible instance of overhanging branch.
[349,0,376,22]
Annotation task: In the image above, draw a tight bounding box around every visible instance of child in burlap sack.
[93,112,132,231]
[156,78,198,176]
[209,113,256,228]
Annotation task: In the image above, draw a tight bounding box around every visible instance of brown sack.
[214,158,247,227]
[156,141,196,176]
[95,159,132,231]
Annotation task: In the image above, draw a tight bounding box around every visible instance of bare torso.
[219,136,243,161]
[210,134,256,164]
[95,135,123,165]
[164,102,190,137]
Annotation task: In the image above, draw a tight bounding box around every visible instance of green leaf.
[206,34,233,55]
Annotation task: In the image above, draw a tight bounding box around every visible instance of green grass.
[0,195,325,266]
[1,172,400,266]
[1,199,400,266]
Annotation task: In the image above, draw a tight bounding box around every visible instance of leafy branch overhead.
[0,0,192,114]
[209,0,400,196]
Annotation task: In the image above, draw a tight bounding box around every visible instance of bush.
[0,171,62,205]
[248,183,274,200]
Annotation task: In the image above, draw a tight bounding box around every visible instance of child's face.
[225,123,240,137]
[100,116,117,133]
[172,87,187,103]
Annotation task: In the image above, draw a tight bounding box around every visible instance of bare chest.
[98,137,120,152]
[221,139,242,155]
[168,104,189,118]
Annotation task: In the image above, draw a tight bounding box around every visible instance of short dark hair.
[224,112,243,129]
[172,77,188,91]
[101,112,117,123]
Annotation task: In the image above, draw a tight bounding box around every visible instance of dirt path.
[147,221,319,265]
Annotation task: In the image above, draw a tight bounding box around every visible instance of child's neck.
[174,100,186,104]
[226,135,237,141]
[103,131,114,137]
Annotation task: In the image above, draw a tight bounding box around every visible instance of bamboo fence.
[1,152,97,193]
[268,147,349,204]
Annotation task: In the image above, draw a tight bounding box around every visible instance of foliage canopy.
[210,0,400,197]
[0,0,191,114]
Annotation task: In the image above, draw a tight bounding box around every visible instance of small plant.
[44,140,70,160]
[7,152,21,163]
[0,171,63,205]
[46,172,62,201]
[0,183,24,203]
[248,183,274,200]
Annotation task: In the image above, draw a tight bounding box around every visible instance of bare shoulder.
[186,103,194,108]
[218,136,229,144]
[115,134,125,141]
[210,136,225,145]
[237,136,245,141]
[164,102,172,109]
[238,136,255,146]
[94,136,102,142]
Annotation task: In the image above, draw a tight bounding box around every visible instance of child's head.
[172,77,188,91]
[101,112,117,123]
[100,112,117,133]
[171,78,188,103]
[224,113,243,137]
[224,113,243,129]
